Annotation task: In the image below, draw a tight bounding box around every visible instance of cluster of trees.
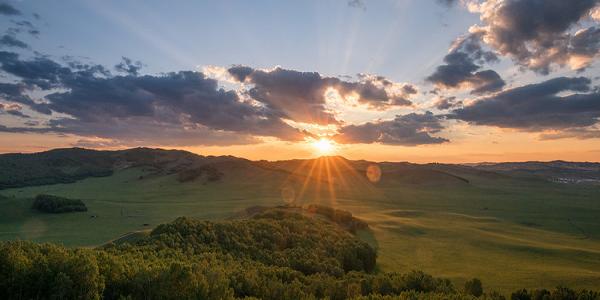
[144,209,376,275]
[1,208,598,299]
[31,194,88,213]
[306,204,369,233]
[177,165,223,183]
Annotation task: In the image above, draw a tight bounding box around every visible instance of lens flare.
[366,164,381,183]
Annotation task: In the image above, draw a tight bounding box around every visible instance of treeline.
[306,204,369,233]
[31,194,88,213]
[0,209,598,299]
[0,240,459,300]
[354,287,600,299]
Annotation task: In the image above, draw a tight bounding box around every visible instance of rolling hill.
[1,148,600,293]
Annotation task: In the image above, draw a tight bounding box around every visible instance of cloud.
[0,52,307,146]
[347,0,366,10]
[11,20,40,37]
[0,81,53,114]
[334,111,449,145]
[432,96,461,110]
[44,71,307,142]
[0,102,29,118]
[0,2,21,16]
[1,52,431,147]
[228,66,336,125]
[228,66,415,125]
[470,0,600,73]
[436,0,459,7]
[0,51,74,90]
[114,57,143,76]
[449,77,600,131]
[427,33,505,94]
[0,34,28,49]
[539,127,600,140]
[569,26,600,70]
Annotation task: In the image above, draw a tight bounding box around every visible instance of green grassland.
[1,153,600,293]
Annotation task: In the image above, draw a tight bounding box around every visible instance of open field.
[1,152,600,293]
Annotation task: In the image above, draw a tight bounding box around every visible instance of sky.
[0,0,599,163]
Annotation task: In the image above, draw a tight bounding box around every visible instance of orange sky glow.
[3,132,599,163]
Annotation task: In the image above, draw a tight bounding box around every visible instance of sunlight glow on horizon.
[311,138,337,156]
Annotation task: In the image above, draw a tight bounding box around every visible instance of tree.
[464,278,483,297]
[511,289,531,300]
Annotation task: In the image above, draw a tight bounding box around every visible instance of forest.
[1,208,598,300]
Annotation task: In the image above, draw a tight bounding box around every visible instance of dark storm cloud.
[334,111,448,145]
[0,52,306,145]
[0,2,21,16]
[426,33,505,94]
[114,57,143,76]
[0,34,28,49]
[449,77,600,130]
[472,0,600,73]
[228,66,415,124]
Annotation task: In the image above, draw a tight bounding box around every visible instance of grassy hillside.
[1,149,600,293]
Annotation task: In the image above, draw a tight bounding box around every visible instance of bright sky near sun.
[0,0,600,162]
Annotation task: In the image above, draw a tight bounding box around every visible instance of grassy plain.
[1,159,600,293]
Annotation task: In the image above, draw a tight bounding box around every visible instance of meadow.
[1,154,600,293]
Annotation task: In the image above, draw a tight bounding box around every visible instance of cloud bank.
[334,112,448,146]
[449,77,600,133]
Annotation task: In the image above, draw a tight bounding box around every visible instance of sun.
[311,138,336,155]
